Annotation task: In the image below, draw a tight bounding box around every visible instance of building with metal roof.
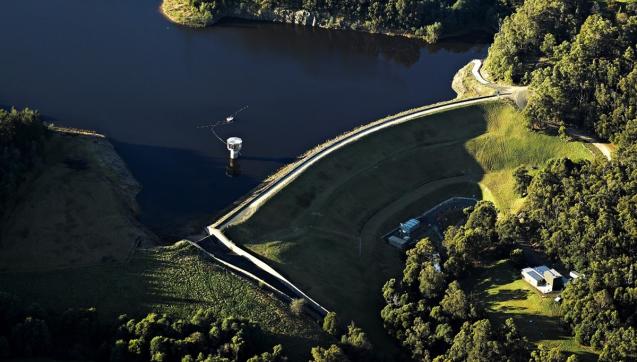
[399,219,420,235]
[521,266,565,294]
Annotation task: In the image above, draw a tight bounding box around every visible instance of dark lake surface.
[0,0,487,238]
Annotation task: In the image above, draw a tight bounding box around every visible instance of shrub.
[510,248,525,268]
[290,299,305,316]
[322,312,338,336]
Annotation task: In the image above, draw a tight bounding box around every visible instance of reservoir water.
[0,0,487,238]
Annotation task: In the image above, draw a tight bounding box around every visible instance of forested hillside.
[381,202,530,361]
[6,1,637,361]
[379,201,590,361]
[510,140,637,361]
[170,0,523,42]
[0,108,47,221]
[474,1,637,360]
[484,0,637,141]
[0,293,287,361]
[0,288,376,361]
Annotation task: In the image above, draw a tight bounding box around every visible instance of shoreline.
[0,128,157,273]
[199,95,505,320]
[159,0,493,43]
[203,60,499,236]
[212,59,515,229]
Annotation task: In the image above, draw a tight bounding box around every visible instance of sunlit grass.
[467,260,598,361]
[0,241,325,359]
[468,103,593,211]
[161,0,214,27]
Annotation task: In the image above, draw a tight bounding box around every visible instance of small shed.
[388,236,409,250]
[569,271,581,279]
[522,265,564,293]
[400,219,421,235]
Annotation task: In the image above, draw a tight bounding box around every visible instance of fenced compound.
[383,197,477,249]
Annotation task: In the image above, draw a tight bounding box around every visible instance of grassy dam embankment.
[225,101,595,352]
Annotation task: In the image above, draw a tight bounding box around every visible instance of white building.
[521,266,564,294]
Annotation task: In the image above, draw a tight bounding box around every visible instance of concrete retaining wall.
[207,227,328,316]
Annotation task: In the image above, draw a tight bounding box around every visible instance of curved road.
[470,59,528,109]
[191,59,613,319]
[196,92,504,317]
[471,60,613,160]
[212,94,502,230]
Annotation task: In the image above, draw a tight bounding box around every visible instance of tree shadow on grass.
[472,261,519,293]
[490,288,529,302]
[495,312,598,361]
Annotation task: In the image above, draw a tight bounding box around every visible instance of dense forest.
[0,290,378,361]
[184,0,523,42]
[462,1,637,360]
[379,202,581,362]
[510,144,637,360]
[0,108,47,225]
[0,292,285,361]
[374,3,637,360]
[6,1,637,361]
[484,0,637,141]
[381,174,637,360]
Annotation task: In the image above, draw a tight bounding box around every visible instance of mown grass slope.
[225,101,593,353]
[466,104,593,211]
[0,241,325,359]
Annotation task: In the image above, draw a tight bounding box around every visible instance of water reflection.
[226,158,241,177]
[216,19,488,67]
[0,0,487,237]
[113,141,261,237]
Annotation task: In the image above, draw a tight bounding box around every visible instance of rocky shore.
[160,0,425,40]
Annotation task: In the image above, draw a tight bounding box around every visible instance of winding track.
[471,59,614,160]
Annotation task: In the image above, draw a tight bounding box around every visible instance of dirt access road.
[470,59,613,160]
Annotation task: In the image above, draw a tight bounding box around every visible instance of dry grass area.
[452,62,496,99]
[225,102,594,354]
[0,132,157,272]
[160,0,215,28]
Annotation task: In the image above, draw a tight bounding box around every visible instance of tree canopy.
[0,108,48,223]
[485,0,637,141]
[380,203,536,361]
[184,0,523,43]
